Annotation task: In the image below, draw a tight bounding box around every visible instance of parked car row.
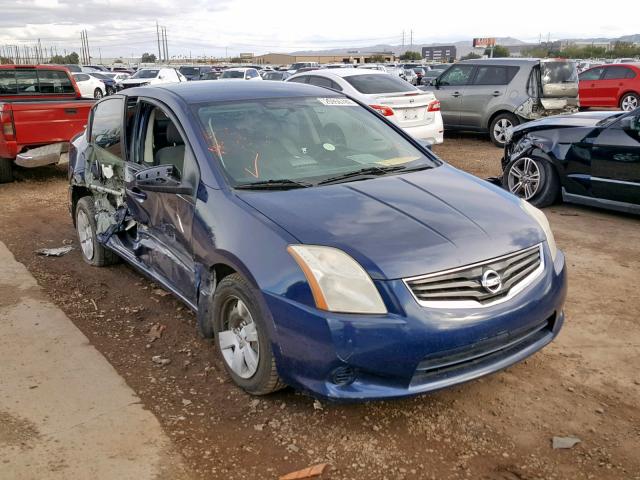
[578,63,640,111]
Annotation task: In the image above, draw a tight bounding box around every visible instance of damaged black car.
[501,109,640,214]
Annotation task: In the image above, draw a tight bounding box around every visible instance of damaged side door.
[121,99,200,305]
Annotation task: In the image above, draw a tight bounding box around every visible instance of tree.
[230,56,243,63]
[399,51,422,61]
[368,54,386,63]
[48,51,80,64]
[0,56,13,64]
[484,45,510,58]
[461,52,481,60]
[141,53,156,63]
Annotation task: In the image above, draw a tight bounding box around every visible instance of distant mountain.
[289,34,639,58]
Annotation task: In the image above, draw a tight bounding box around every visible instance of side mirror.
[135,165,192,194]
[620,115,640,132]
[158,75,165,80]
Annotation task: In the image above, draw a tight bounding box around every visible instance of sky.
[0,0,637,60]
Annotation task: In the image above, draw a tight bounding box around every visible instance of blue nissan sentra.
[68,81,567,401]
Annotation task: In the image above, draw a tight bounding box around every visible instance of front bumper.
[266,247,567,401]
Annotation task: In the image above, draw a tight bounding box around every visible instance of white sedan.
[72,73,106,99]
[287,69,444,145]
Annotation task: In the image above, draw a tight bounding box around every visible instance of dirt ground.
[0,135,638,480]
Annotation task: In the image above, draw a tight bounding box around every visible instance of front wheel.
[490,113,519,147]
[212,273,285,395]
[75,196,120,266]
[620,92,639,112]
[93,88,103,99]
[502,156,559,207]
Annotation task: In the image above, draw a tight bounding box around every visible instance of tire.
[502,155,559,207]
[75,196,120,267]
[490,112,519,147]
[619,92,639,112]
[93,88,103,99]
[0,158,13,183]
[212,273,285,395]
[106,86,114,96]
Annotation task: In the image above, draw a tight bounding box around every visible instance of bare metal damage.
[516,97,579,121]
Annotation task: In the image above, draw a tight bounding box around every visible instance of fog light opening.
[330,366,356,386]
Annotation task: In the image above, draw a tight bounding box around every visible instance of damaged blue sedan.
[69,81,567,400]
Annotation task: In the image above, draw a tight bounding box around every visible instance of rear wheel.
[490,112,519,147]
[93,88,103,99]
[212,273,285,395]
[503,156,559,207]
[75,196,120,266]
[0,158,13,183]
[620,92,639,112]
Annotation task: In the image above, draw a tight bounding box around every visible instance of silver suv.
[426,58,579,146]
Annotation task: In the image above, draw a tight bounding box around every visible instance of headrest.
[166,122,183,145]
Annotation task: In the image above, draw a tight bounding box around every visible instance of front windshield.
[196,96,437,188]
[541,61,578,84]
[131,69,159,79]
[221,70,244,79]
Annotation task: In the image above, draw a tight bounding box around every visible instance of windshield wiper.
[234,179,312,190]
[318,164,423,185]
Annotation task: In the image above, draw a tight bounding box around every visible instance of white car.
[287,69,444,145]
[219,68,263,81]
[104,72,130,82]
[72,73,106,99]
[118,67,186,89]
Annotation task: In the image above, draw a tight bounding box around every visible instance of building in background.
[421,45,457,62]
[255,52,395,65]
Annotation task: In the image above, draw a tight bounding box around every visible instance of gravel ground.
[0,135,638,480]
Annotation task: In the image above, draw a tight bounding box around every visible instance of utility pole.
[402,30,405,48]
[156,21,162,62]
[163,27,169,64]
[85,30,90,64]
[410,30,413,50]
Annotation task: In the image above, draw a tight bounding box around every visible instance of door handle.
[492,91,502,96]
[127,186,147,202]
[64,108,77,115]
[451,91,461,97]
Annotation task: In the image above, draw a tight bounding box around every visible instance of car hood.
[512,111,622,133]
[237,165,545,280]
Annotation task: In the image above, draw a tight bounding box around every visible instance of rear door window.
[602,67,634,80]
[472,66,519,85]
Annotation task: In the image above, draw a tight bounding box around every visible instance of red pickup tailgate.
[10,100,92,148]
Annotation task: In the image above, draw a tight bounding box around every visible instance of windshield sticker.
[317,98,357,106]
[323,143,336,151]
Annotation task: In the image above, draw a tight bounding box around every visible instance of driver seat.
[155,122,185,174]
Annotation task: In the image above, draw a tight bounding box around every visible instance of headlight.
[520,200,558,261]
[287,245,387,314]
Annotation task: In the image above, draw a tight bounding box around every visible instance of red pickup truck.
[0,64,94,182]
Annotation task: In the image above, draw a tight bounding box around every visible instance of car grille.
[404,244,543,308]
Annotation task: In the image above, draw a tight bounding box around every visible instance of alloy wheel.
[493,118,513,144]
[621,95,638,112]
[507,157,542,200]
[218,296,260,379]
[76,209,94,260]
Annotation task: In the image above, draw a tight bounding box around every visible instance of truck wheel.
[93,88,103,99]
[212,273,285,395]
[490,113,519,147]
[502,156,559,207]
[620,93,639,112]
[0,158,13,183]
[75,197,120,267]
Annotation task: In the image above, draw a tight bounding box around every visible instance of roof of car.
[148,80,341,103]
[225,67,256,72]
[295,68,386,78]
[458,58,542,66]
